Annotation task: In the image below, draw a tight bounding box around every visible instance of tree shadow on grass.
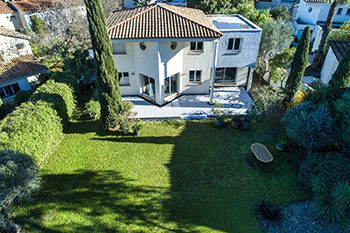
[14,170,196,233]
[92,120,295,232]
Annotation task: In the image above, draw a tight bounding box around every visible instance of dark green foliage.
[304,85,329,104]
[14,90,32,106]
[0,102,14,120]
[30,15,48,36]
[327,46,350,100]
[51,72,78,91]
[285,27,310,102]
[84,0,124,130]
[282,101,335,154]
[257,200,283,229]
[250,86,286,117]
[334,90,350,148]
[0,101,62,164]
[312,178,350,223]
[30,79,76,123]
[270,7,291,21]
[298,152,350,193]
[0,151,40,232]
[188,0,234,14]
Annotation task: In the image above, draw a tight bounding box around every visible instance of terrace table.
[251,143,273,163]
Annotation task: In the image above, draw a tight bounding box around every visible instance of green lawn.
[13,118,306,233]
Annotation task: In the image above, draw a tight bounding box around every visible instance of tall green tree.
[84,0,123,130]
[285,26,310,102]
[327,47,350,100]
[312,0,350,68]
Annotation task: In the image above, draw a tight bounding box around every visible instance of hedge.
[51,72,78,91]
[0,101,62,164]
[30,79,76,123]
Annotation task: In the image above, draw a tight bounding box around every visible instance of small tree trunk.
[311,0,337,68]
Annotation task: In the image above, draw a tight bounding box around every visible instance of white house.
[107,4,262,106]
[0,28,47,101]
[0,1,24,30]
[320,40,350,85]
[293,0,350,51]
[124,0,186,9]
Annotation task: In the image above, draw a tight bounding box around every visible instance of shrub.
[0,101,63,163]
[30,79,76,123]
[298,152,350,193]
[85,100,100,120]
[257,200,283,229]
[51,72,78,91]
[334,90,350,149]
[30,15,48,36]
[0,150,40,232]
[251,86,285,117]
[312,178,350,223]
[282,101,335,154]
[0,102,14,120]
[14,90,32,106]
[270,7,291,21]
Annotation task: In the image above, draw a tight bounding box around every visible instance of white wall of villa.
[320,48,339,85]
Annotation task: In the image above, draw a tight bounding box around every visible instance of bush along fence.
[0,71,78,165]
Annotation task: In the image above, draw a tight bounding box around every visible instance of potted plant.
[121,120,130,135]
[242,118,252,130]
[231,117,241,129]
[131,119,143,136]
[211,101,225,128]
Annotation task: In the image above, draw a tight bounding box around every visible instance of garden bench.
[251,143,273,163]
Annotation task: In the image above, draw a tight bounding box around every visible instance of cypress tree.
[327,47,350,101]
[285,26,311,103]
[84,0,123,130]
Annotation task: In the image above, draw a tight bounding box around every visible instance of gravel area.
[263,201,350,233]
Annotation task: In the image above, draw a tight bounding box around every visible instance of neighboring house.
[293,0,350,51]
[320,40,350,85]
[124,0,186,9]
[0,1,24,30]
[0,0,86,31]
[107,4,262,106]
[0,28,47,101]
[256,0,296,11]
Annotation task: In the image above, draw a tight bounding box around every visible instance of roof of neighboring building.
[0,55,47,83]
[107,3,222,40]
[208,14,261,31]
[12,0,84,13]
[0,27,28,39]
[329,40,350,62]
[0,1,15,14]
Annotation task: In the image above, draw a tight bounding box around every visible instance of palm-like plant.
[312,0,350,68]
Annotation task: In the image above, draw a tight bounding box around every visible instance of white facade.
[112,15,262,105]
[293,0,350,51]
[0,12,23,30]
[320,47,339,85]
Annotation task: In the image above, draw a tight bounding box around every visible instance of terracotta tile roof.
[329,40,350,62]
[0,55,47,83]
[0,1,14,14]
[107,3,222,40]
[0,27,28,39]
[12,0,84,13]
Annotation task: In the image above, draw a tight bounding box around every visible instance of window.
[190,42,203,51]
[0,83,20,98]
[139,42,146,50]
[308,7,313,13]
[337,8,343,15]
[346,8,350,15]
[215,67,236,84]
[112,43,126,54]
[189,70,201,83]
[16,43,24,50]
[118,72,130,86]
[170,42,177,50]
[227,38,242,51]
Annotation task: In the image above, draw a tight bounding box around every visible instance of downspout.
[209,39,219,105]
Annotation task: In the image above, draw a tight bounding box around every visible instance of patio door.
[215,67,237,85]
[164,73,179,97]
[141,74,156,100]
